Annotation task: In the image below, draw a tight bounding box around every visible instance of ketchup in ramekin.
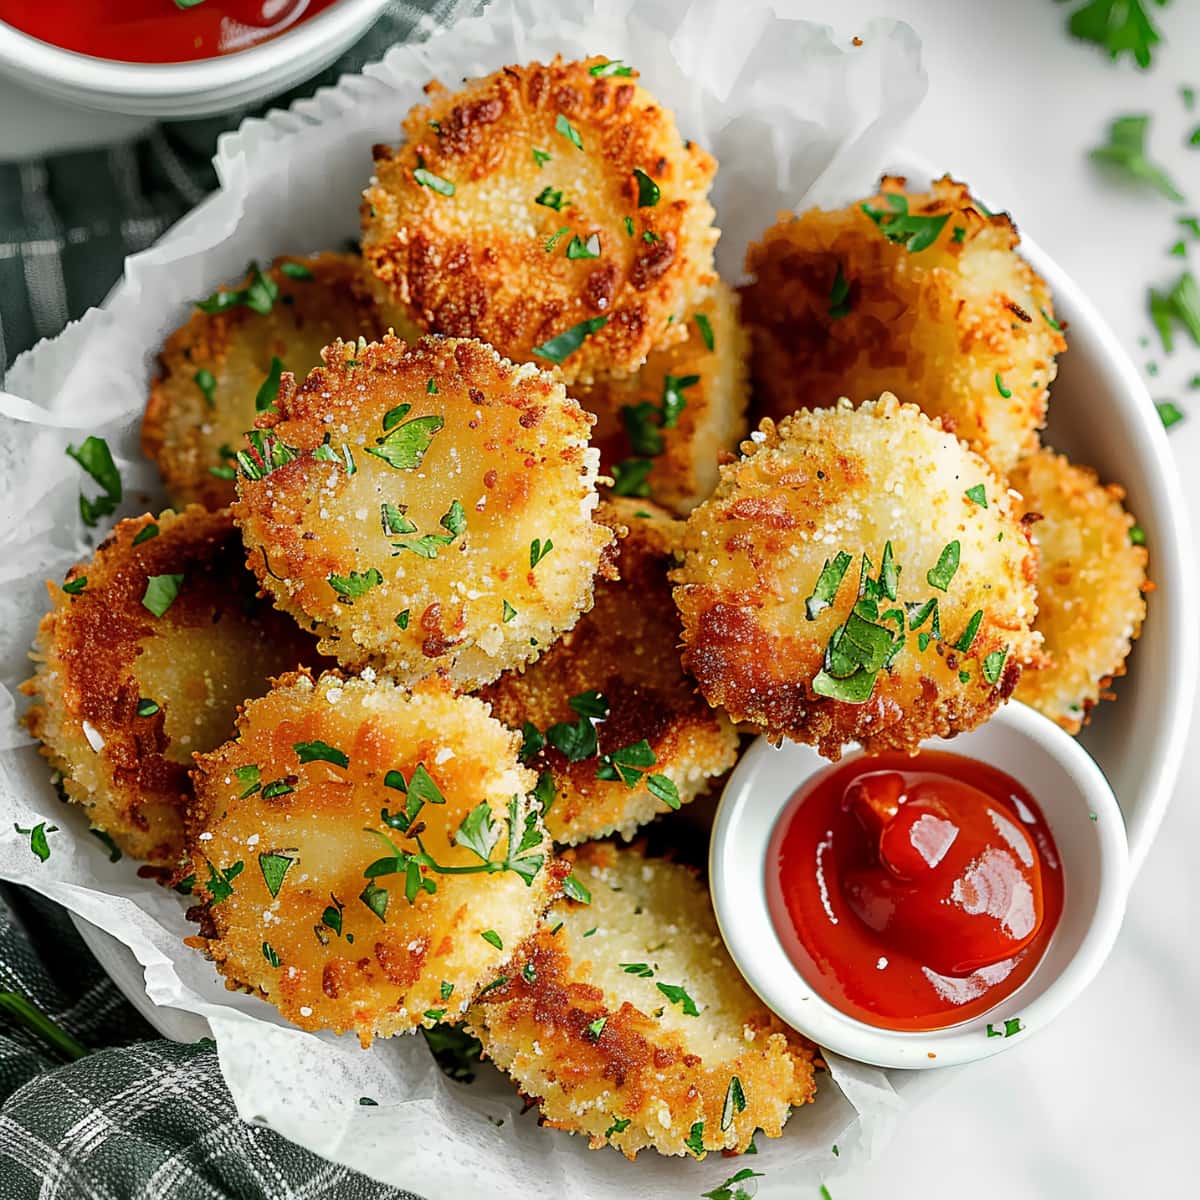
[0,1,340,64]
[767,749,1063,1032]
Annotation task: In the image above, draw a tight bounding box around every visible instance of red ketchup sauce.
[0,1,341,64]
[768,750,1063,1031]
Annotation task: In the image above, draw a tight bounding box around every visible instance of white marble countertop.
[1,1,1197,1195]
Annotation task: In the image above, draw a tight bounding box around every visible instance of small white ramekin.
[0,0,393,118]
[709,701,1130,1070]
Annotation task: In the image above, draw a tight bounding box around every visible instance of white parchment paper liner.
[0,1,926,1194]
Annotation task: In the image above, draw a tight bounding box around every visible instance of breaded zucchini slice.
[143,253,389,510]
[741,176,1067,474]
[479,499,738,844]
[1010,448,1149,732]
[233,335,613,687]
[362,56,718,384]
[575,280,750,514]
[23,507,321,864]
[672,395,1042,758]
[466,842,817,1159]
[186,672,560,1045]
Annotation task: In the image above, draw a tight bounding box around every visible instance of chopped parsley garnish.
[258,852,295,898]
[647,774,680,809]
[440,980,454,1001]
[328,567,383,601]
[395,609,410,630]
[535,186,567,211]
[531,316,608,364]
[1129,525,1147,545]
[293,740,349,768]
[828,263,852,319]
[621,962,655,977]
[623,216,634,237]
[805,550,853,619]
[605,1116,632,1139]
[413,166,455,196]
[965,483,988,507]
[926,541,961,591]
[701,1168,764,1200]
[381,502,415,536]
[66,436,122,527]
[233,764,261,799]
[721,1076,747,1131]
[589,59,633,77]
[521,961,537,984]
[136,698,160,717]
[205,860,244,906]
[360,879,389,922]
[1061,0,1167,69]
[313,441,356,475]
[131,523,159,546]
[986,1016,1023,1038]
[994,373,1012,398]
[142,573,184,617]
[321,900,344,937]
[234,429,298,480]
[90,829,122,862]
[530,538,554,568]
[862,192,949,253]
[196,261,278,316]
[366,410,444,470]
[1091,114,1184,202]
[555,113,583,150]
[532,147,551,168]
[520,721,544,761]
[531,769,555,815]
[611,457,654,496]
[15,822,54,862]
[545,711,599,761]
[633,167,660,207]
[954,609,984,652]
[255,356,285,413]
[1157,400,1184,428]
[423,1008,446,1022]
[566,233,601,260]
[261,942,281,968]
[502,600,517,623]
[280,260,313,280]
[569,690,608,719]
[1149,270,1200,352]
[261,779,294,800]
[562,872,591,904]
[983,648,1008,685]
[694,311,714,351]
[1041,306,1063,332]
[194,368,217,407]
[952,226,966,243]
[391,499,466,559]
[481,929,503,951]
[545,225,570,252]
[586,1016,607,1038]
[685,1121,705,1158]
[656,981,700,1017]
[62,576,87,596]
[596,738,654,785]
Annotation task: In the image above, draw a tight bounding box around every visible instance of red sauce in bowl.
[768,749,1063,1031]
[0,1,341,64]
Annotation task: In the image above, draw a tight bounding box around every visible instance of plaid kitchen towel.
[0,2,469,1196]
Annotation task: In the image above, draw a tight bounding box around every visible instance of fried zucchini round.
[1009,448,1148,732]
[574,280,750,514]
[672,395,1042,758]
[479,499,738,844]
[465,842,816,1159]
[143,253,390,510]
[22,507,322,865]
[233,335,613,687]
[741,176,1067,475]
[362,56,718,384]
[186,672,559,1044]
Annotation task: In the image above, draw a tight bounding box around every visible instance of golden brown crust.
[574,279,750,514]
[232,334,613,687]
[1009,448,1149,732]
[22,507,324,864]
[672,396,1042,758]
[466,842,817,1159]
[741,176,1067,475]
[478,498,738,844]
[186,672,561,1044]
[143,253,389,510]
[361,57,718,384]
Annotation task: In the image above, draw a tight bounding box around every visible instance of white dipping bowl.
[0,0,391,118]
[709,702,1129,1070]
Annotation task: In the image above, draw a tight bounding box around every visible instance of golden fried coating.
[233,335,613,687]
[362,56,718,384]
[479,499,738,844]
[741,176,1067,474]
[22,507,322,864]
[466,842,816,1160]
[1009,448,1149,732]
[574,280,750,514]
[143,253,390,510]
[672,395,1042,758]
[186,672,560,1044]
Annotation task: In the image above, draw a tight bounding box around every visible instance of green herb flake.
[204,860,244,906]
[555,113,584,150]
[605,1115,632,1139]
[254,355,285,413]
[589,59,633,77]
[259,852,295,898]
[502,599,517,623]
[586,1016,607,1038]
[233,764,261,799]
[926,541,961,591]
[721,1075,747,1130]
[261,941,281,968]
[280,261,314,280]
[1129,525,1147,545]
[694,311,715,351]
[414,167,455,196]
[136,698,160,718]
[62,576,87,596]
[620,962,655,977]
[1041,306,1063,331]
[1157,400,1184,428]
[633,167,660,207]
[360,880,389,922]
[828,263,852,319]
[194,368,217,407]
[66,436,122,527]
[861,192,949,253]
[965,483,988,507]
[15,822,54,862]
[983,648,1008,685]
[994,373,1012,399]
[88,828,122,862]
[685,1120,706,1159]
[321,902,344,937]
[440,980,454,1001]
[366,413,445,471]
[623,216,634,237]
[142,573,184,618]
[293,740,349,769]
[952,226,966,243]
[481,929,504,951]
[562,873,592,904]
[1090,115,1184,203]
[530,538,554,569]
[545,225,570,252]
[701,1168,765,1200]
[535,186,567,211]
[262,779,294,800]
[394,608,411,631]
[566,233,601,260]
[656,981,700,1017]
[954,609,984,652]
[328,567,383,600]
[805,550,853,620]
[531,316,608,364]
[196,261,279,316]
[532,147,551,168]
[131,523,160,546]
[647,773,680,810]
[611,457,654,496]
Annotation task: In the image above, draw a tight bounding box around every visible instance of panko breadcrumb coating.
[233,335,613,687]
[672,395,1042,758]
[186,672,560,1044]
[1009,448,1149,732]
[362,56,718,384]
[741,176,1067,474]
[143,253,389,510]
[466,842,816,1159]
[22,507,322,864]
[574,280,750,514]
[479,499,738,844]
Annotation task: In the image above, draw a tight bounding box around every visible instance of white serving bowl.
[0,0,392,118]
[709,703,1130,1070]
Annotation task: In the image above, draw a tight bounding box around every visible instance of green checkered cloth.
[0,3,466,1195]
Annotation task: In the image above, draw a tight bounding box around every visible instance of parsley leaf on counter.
[1059,0,1170,70]
[1090,114,1184,203]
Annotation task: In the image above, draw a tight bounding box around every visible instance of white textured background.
[0,1,1197,1196]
